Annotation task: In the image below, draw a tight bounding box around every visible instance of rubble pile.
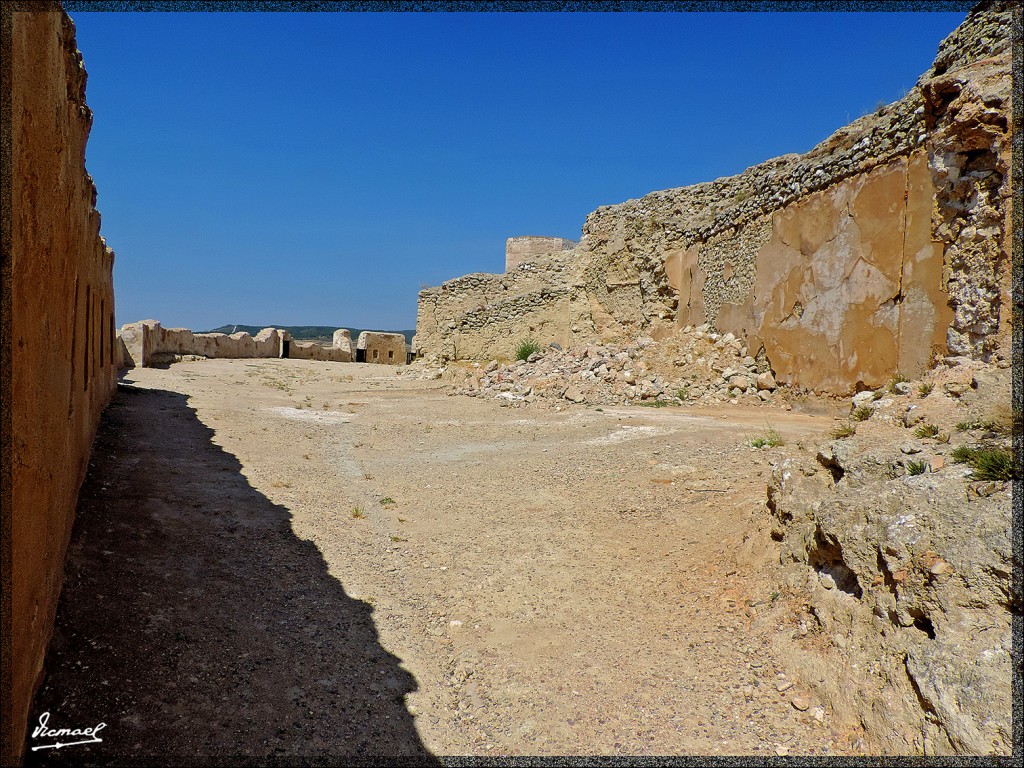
[444,324,784,407]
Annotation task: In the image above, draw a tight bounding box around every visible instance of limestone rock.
[768,413,1011,754]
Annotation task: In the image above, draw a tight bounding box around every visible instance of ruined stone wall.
[505,236,576,272]
[7,8,118,763]
[357,331,407,365]
[332,328,353,359]
[119,321,363,366]
[118,320,354,365]
[413,253,590,360]
[288,340,351,363]
[415,3,1012,393]
[119,320,283,366]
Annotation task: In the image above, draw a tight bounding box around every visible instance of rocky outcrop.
[8,8,118,763]
[765,359,1013,754]
[415,3,1012,395]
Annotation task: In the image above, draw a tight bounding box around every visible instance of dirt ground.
[27,358,867,762]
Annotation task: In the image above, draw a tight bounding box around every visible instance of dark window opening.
[388,350,394,359]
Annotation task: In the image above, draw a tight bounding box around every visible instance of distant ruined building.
[414,1,1013,395]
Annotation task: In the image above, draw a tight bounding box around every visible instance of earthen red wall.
[6,8,117,763]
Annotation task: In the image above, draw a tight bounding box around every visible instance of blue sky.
[68,9,966,332]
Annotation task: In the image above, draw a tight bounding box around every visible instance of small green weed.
[950,417,1007,436]
[914,423,940,439]
[748,423,784,449]
[951,445,977,463]
[918,383,933,397]
[852,406,874,422]
[352,506,366,519]
[887,373,909,394]
[970,448,1014,481]
[951,445,1014,481]
[379,497,397,506]
[636,399,671,408]
[830,422,857,439]
[906,460,928,476]
[515,338,542,361]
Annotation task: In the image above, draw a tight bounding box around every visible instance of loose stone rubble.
[421,324,787,409]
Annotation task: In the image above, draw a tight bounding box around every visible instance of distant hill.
[201,324,415,345]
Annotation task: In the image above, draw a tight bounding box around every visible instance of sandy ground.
[27,358,864,762]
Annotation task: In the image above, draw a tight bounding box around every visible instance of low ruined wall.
[117,321,358,366]
[8,9,118,763]
[289,341,351,363]
[118,321,286,366]
[415,3,1012,393]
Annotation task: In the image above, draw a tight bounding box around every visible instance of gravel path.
[27,359,860,762]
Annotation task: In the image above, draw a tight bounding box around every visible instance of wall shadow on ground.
[25,383,437,766]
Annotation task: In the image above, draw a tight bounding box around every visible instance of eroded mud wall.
[7,8,117,763]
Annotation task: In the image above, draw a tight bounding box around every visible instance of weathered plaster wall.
[8,9,117,764]
[716,151,953,391]
[415,3,1011,394]
[357,332,407,365]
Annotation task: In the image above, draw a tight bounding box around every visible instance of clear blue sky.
[68,9,966,332]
